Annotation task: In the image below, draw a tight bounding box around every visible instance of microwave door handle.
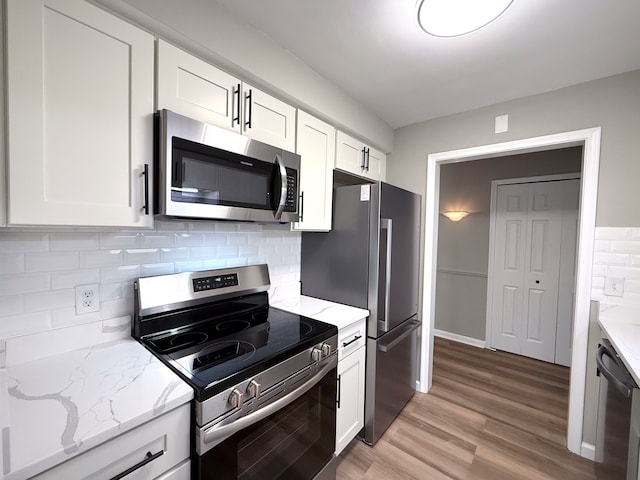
[273,154,287,220]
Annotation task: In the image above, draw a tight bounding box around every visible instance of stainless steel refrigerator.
[301,182,421,446]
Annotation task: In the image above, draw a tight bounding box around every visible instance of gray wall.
[435,148,582,340]
[388,69,640,227]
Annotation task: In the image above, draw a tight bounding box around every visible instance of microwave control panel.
[284,169,298,212]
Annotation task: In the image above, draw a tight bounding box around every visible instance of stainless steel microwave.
[156,109,300,223]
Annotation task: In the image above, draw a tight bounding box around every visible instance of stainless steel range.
[133,264,338,480]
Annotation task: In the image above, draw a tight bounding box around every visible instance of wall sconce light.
[442,211,470,222]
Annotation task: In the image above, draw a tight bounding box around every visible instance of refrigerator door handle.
[377,320,420,353]
[380,218,393,332]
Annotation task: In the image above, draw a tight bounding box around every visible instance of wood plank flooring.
[335,337,597,480]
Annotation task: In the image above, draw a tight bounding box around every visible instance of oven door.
[195,363,337,480]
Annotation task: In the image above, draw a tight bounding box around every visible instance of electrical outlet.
[75,284,100,314]
[604,277,624,297]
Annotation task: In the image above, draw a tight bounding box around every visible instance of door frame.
[419,127,601,457]
[485,173,581,358]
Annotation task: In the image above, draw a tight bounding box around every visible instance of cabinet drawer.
[338,319,366,361]
[34,404,190,480]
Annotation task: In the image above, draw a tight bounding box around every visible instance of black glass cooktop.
[142,298,336,401]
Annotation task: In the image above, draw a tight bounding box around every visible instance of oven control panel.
[193,273,239,292]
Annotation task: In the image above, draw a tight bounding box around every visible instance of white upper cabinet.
[292,111,336,231]
[157,41,296,151]
[335,131,386,182]
[156,40,238,131]
[5,0,154,227]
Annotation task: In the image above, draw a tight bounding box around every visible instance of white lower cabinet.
[335,318,366,456]
[33,404,190,480]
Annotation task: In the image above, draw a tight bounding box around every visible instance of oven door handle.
[201,355,337,449]
[273,154,288,220]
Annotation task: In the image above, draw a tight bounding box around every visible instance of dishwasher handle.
[597,343,634,398]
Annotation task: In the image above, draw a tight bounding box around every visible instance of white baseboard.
[433,329,486,349]
[580,441,595,461]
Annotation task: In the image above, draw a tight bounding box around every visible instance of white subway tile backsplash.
[594,252,629,267]
[101,265,141,284]
[26,252,79,272]
[0,296,24,318]
[124,248,160,265]
[175,233,203,247]
[50,233,99,251]
[160,247,190,262]
[25,289,75,312]
[0,232,49,252]
[100,232,140,249]
[0,311,52,338]
[140,233,174,248]
[0,253,25,274]
[595,228,632,241]
[610,241,640,254]
[80,250,124,267]
[51,269,100,289]
[0,223,301,364]
[140,263,175,277]
[0,273,50,296]
[593,227,640,307]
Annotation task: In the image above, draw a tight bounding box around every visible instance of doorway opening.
[418,127,601,457]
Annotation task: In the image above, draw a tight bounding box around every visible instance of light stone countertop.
[1,338,193,480]
[271,294,369,330]
[597,304,640,386]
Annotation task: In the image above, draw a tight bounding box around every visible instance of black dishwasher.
[595,338,639,479]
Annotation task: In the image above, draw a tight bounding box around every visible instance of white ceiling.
[209,0,640,129]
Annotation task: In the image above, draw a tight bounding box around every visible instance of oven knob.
[228,388,244,409]
[321,343,332,356]
[311,347,322,362]
[247,379,261,399]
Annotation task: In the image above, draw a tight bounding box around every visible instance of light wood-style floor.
[335,337,597,480]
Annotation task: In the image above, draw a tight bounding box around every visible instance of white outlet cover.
[604,277,624,297]
[75,284,100,314]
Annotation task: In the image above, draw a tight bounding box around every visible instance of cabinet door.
[6,0,154,227]
[336,346,365,455]
[242,83,296,151]
[366,146,386,181]
[336,131,366,177]
[156,40,240,131]
[292,111,335,231]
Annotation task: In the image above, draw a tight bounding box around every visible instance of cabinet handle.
[299,191,304,223]
[244,89,253,129]
[365,148,370,172]
[232,83,241,127]
[342,335,362,348]
[361,147,366,170]
[109,450,164,480]
[142,164,149,215]
[336,374,341,408]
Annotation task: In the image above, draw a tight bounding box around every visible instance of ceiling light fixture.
[416,0,514,38]
[442,211,470,222]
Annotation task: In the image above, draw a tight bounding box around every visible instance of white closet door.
[520,182,564,362]
[490,183,528,355]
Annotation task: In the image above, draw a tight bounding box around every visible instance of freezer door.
[364,318,419,445]
[376,183,421,334]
